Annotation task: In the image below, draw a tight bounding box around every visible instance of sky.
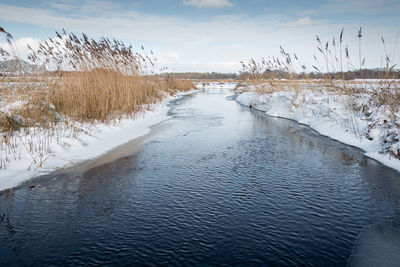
[0,0,399,73]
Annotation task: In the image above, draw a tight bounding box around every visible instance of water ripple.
[1,89,400,266]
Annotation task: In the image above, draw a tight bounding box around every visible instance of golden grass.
[40,71,163,123]
[162,75,196,93]
[1,29,195,126]
[241,27,400,118]
[0,27,195,169]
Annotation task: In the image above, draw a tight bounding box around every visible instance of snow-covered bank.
[199,81,238,91]
[236,87,400,173]
[0,89,199,192]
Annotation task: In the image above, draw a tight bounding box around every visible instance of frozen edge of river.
[236,91,400,174]
[0,88,201,192]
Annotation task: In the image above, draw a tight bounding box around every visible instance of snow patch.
[0,88,200,192]
[236,87,400,173]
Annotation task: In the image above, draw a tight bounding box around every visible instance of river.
[1,84,400,266]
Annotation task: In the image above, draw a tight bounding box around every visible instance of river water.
[1,84,400,266]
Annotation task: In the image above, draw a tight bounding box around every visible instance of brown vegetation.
[0,27,195,169]
[1,28,195,126]
[240,28,400,113]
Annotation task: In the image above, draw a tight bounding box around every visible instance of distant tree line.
[154,69,400,81]
[156,72,240,80]
[2,59,399,80]
[238,69,400,80]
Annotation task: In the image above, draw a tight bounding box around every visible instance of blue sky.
[0,0,399,72]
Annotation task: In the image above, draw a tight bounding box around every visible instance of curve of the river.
[1,85,400,266]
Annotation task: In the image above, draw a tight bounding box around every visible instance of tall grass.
[26,30,194,123]
[0,27,194,170]
[240,27,399,95]
[240,27,400,155]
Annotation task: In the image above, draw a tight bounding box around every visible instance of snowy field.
[236,81,400,173]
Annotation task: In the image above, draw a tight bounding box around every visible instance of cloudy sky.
[0,0,399,72]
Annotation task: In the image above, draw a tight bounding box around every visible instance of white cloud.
[290,17,312,27]
[46,1,75,12]
[167,52,181,62]
[0,37,41,60]
[0,2,398,72]
[298,0,400,16]
[183,0,233,8]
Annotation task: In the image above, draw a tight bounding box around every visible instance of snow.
[199,81,238,92]
[2,79,399,191]
[234,91,255,106]
[0,88,199,192]
[0,100,24,112]
[236,84,400,173]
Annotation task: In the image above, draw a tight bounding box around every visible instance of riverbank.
[0,88,199,192]
[1,28,202,191]
[2,85,399,266]
[236,81,400,173]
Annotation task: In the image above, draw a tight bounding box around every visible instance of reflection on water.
[1,86,400,266]
[349,214,400,267]
[0,190,14,234]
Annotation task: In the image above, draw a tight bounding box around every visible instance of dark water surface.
[1,85,400,266]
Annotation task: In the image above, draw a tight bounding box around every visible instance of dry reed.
[0,27,194,170]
